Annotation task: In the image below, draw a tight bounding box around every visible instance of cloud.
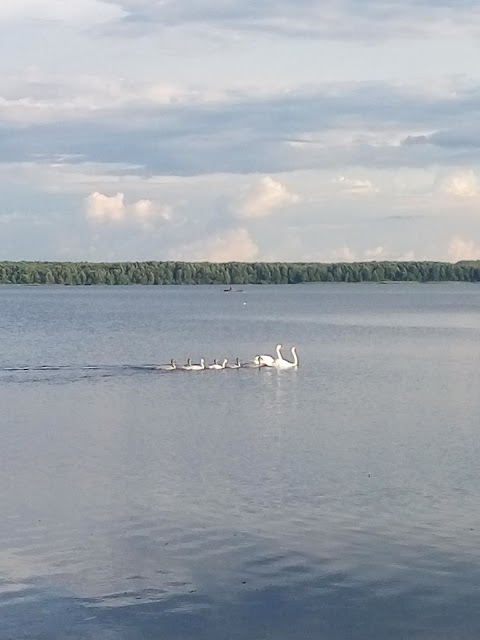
[329,246,357,262]
[405,126,480,151]
[103,0,480,40]
[132,198,172,223]
[385,214,425,221]
[441,170,480,198]
[403,135,430,146]
[3,77,480,176]
[236,176,299,218]
[326,245,416,262]
[333,175,378,194]
[86,191,125,221]
[0,0,124,24]
[4,5,480,265]
[448,236,480,262]
[85,191,172,226]
[364,246,386,259]
[0,73,201,126]
[171,228,259,262]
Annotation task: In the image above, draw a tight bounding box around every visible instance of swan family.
[158,345,298,371]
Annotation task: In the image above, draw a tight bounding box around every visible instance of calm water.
[1,283,480,639]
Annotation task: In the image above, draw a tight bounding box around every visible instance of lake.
[1,283,480,639]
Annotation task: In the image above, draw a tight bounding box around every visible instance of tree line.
[0,260,480,285]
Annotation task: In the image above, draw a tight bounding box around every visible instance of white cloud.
[448,236,480,262]
[396,250,416,261]
[289,126,417,150]
[0,0,123,24]
[364,245,386,259]
[86,191,125,221]
[85,191,172,227]
[236,176,300,219]
[441,170,480,198]
[329,246,357,262]
[333,175,378,194]
[326,245,416,262]
[132,198,154,220]
[0,72,234,127]
[171,228,259,262]
[97,0,480,41]
[3,77,480,179]
[0,77,195,126]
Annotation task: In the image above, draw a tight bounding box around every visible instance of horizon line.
[0,259,478,266]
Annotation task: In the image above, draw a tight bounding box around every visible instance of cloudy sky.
[1,0,480,262]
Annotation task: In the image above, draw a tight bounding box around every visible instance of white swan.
[180,358,193,371]
[226,358,241,369]
[208,358,227,370]
[160,359,176,371]
[189,358,205,371]
[257,344,282,367]
[273,345,299,369]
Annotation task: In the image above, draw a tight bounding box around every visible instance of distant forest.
[1,261,480,285]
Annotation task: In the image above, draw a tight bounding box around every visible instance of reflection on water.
[1,284,480,639]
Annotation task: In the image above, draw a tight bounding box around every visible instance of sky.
[1,0,480,262]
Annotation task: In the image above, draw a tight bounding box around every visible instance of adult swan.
[256,344,282,367]
[273,345,299,369]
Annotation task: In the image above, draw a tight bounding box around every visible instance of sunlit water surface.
[1,283,480,639]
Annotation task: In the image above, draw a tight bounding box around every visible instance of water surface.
[1,283,480,639]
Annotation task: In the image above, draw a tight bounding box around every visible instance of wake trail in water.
[0,361,266,384]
